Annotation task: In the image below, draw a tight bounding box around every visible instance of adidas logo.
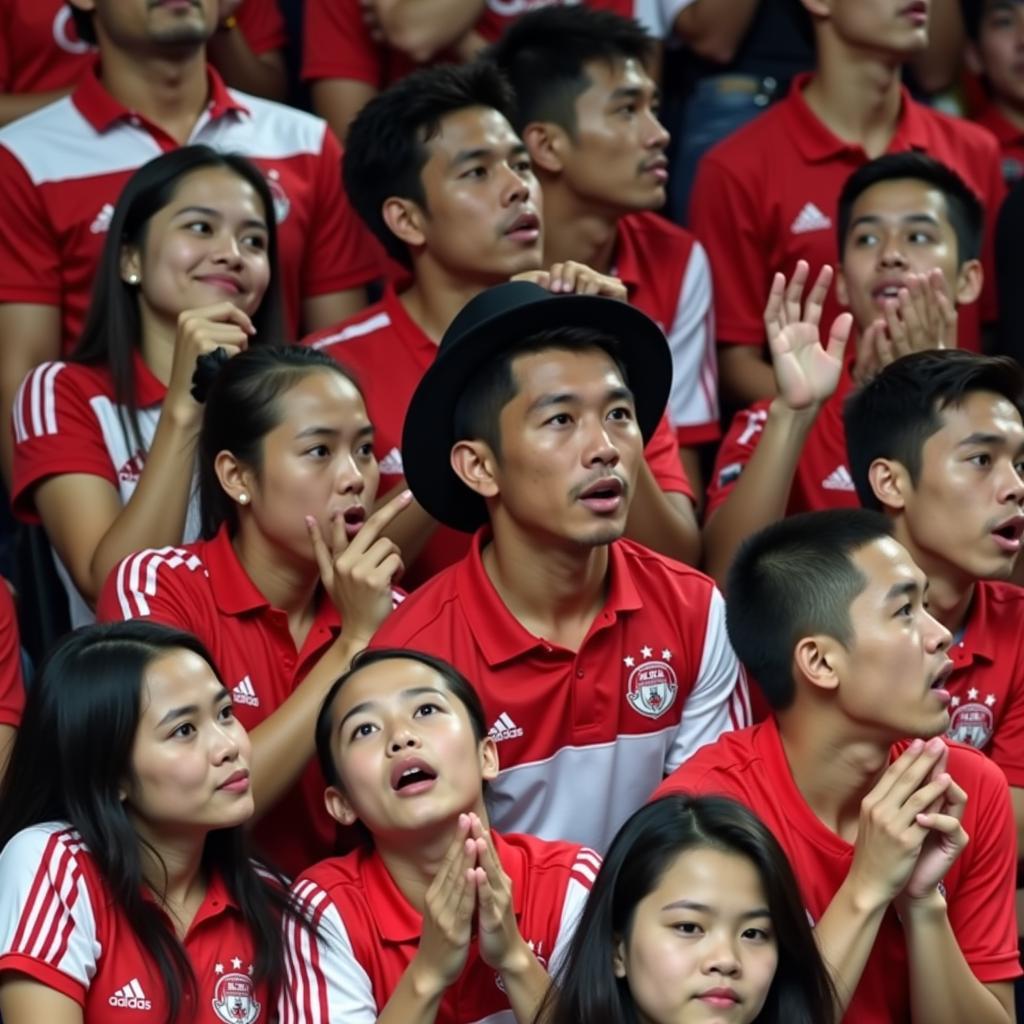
[488,712,523,742]
[822,464,855,492]
[232,676,260,708]
[109,978,151,1010]
[90,202,115,234]
[379,447,404,476]
[790,202,832,235]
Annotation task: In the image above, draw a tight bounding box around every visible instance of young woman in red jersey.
[0,621,294,1024]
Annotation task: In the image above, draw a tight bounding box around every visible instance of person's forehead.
[332,659,446,717]
[850,178,952,227]
[928,390,1024,442]
[580,55,652,96]
[509,346,626,391]
[424,106,521,158]
[850,537,922,594]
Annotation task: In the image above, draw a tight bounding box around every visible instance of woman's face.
[614,847,779,1024]
[240,369,380,562]
[127,165,272,321]
[124,648,253,838]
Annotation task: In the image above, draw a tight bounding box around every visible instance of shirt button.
[129,115,141,126]
[576,669,584,678]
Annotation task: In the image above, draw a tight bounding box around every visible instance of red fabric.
[972,102,1024,186]
[0,579,24,729]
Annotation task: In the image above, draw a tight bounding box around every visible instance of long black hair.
[538,795,836,1024]
[0,621,292,1024]
[72,145,286,452]
[192,344,364,538]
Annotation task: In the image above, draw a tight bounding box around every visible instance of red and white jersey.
[281,832,598,1024]
[0,576,24,730]
[0,0,285,96]
[0,823,272,1024]
[972,103,1024,187]
[705,370,858,520]
[615,212,719,446]
[9,355,202,628]
[0,64,379,354]
[653,718,1021,1021]
[945,580,1024,788]
[690,74,1005,354]
[370,530,750,851]
[97,527,405,878]
[306,284,693,590]
[302,0,632,89]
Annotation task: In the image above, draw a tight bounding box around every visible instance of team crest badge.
[946,690,996,749]
[624,646,678,719]
[212,960,261,1023]
[264,169,291,225]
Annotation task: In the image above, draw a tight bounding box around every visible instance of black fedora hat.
[401,280,672,533]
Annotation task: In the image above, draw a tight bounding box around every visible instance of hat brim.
[401,292,672,533]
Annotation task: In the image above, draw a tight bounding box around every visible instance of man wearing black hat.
[370,280,749,853]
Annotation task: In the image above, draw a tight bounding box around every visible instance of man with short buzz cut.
[369,280,749,853]
[488,6,718,493]
[655,508,1020,1023]
[304,60,701,589]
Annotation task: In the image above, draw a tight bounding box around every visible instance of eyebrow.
[337,686,449,733]
[173,205,268,230]
[526,385,635,416]
[850,213,941,230]
[156,686,231,728]
[661,900,771,919]
[450,143,530,168]
[295,424,374,441]
[956,431,1010,448]
[885,580,926,603]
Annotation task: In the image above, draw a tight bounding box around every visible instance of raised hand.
[512,261,627,299]
[763,262,852,411]
[306,488,412,645]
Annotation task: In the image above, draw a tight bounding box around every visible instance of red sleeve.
[948,753,1022,983]
[10,363,117,523]
[688,149,769,347]
[302,0,383,85]
[643,413,694,499]
[302,130,383,297]
[0,580,24,729]
[236,0,288,56]
[703,403,770,519]
[0,145,62,304]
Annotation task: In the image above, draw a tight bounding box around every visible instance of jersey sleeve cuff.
[11,459,119,521]
[0,953,87,1005]
[675,422,722,446]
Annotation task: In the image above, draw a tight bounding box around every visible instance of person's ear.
[479,737,499,782]
[954,259,983,307]
[382,196,428,250]
[324,785,358,827]
[868,458,909,512]
[214,450,257,508]
[522,121,568,175]
[450,440,500,499]
[612,935,627,978]
[120,245,142,286]
[793,635,841,695]
[965,41,984,77]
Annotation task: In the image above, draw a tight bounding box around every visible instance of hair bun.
[190,347,233,403]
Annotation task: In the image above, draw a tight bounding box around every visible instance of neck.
[540,179,621,274]
[98,44,210,144]
[482,520,610,650]
[802,42,904,154]
[132,817,207,915]
[139,307,179,388]
[231,523,320,620]
[992,94,1024,133]
[400,262,508,345]
[891,519,976,633]
[376,802,490,914]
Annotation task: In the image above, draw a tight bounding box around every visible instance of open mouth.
[928,660,953,706]
[991,515,1024,553]
[642,157,669,182]
[391,759,438,792]
[503,211,541,243]
[871,281,907,302]
[577,477,625,514]
[900,0,928,21]
[339,506,366,538]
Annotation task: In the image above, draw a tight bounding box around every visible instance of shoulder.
[914,102,1000,156]
[620,211,698,248]
[104,543,210,621]
[0,823,91,887]
[656,724,764,795]
[371,564,465,645]
[304,296,393,355]
[976,579,1024,615]
[945,739,1010,792]
[616,538,719,601]
[698,103,788,174]
[0,97,94,180]
[224,91,330,158]
[498,833,603,899]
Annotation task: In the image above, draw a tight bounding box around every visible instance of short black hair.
[844,349,1024,510]
[837,152,985,263]
[68,3,97,45]
[726,510,893,710]
[343,61,518,270]
[452,326,629,458]
[486,6,654,135]
[960,0,1017,41]
[315,648,488,789]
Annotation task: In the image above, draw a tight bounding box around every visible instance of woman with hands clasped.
[11,145,285,625]
[98,345,409,877]
[282,648,599,1024]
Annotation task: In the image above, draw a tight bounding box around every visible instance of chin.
[575,524,626,548]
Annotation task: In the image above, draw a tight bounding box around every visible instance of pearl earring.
[238,492,250,505]
[127,274,140,285]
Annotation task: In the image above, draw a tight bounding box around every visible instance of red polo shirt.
[705,368,858,520]
[0,823,272,1023]
[95,527,390,878]
[615,212,719,445]
[0,578,24,730]
[972,102,1024,187]
[653,719,1021,1022]
[306,284,693,590]
[281,833,597,1023]
[370,530,750,851]
[0,64,378,353]
[945,580,1024,787]
[302,0,632,89]
[690,74,1004,355]
[0,1,285,95]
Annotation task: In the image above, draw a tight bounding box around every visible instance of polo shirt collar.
[783,72,930,164]
[205,526,272,616]
[72,60,248,135]
[977,102,1024,147]
[383,284,443,368]
[952,583,996,665]
[365,832,523,944]
[610,222,640,297]
[455,530,643,667]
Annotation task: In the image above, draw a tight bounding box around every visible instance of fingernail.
[909,738,924,752]
[401,489,412,501]
[304,515,316,528]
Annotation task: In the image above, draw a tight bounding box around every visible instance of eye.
[1014,459,1024,477]
[171,722,196,739]
[414,702,444,718]
[968,452,992,468]
[357,442,375,459]
[896,602,914,619]
[742,926,773,943]
[617,103,639,116]
[672,921,703,936]
[306,444,331,459]
[544,412,573,427]
[460,165,487,180]
[853,231,878,247]
[608,406,634,422]
[184,220,213,235]
[218,703,236,723]
[350,722,377,741]
[512,158,534,175]
[242,232,268,251]
[907,230,936,245]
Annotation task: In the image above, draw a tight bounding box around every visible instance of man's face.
[970,1,1024,110]
[837,177,981,332]
[74,0,216,50]
[810,0,929,57]
[555,57,669,214]
[898,391,1024,581]
[411,106,543,282]
[831,537,953,741]
[485,347,644,548]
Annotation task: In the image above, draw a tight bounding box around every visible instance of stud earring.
[238,492,250,505]
[127,274,140,285]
